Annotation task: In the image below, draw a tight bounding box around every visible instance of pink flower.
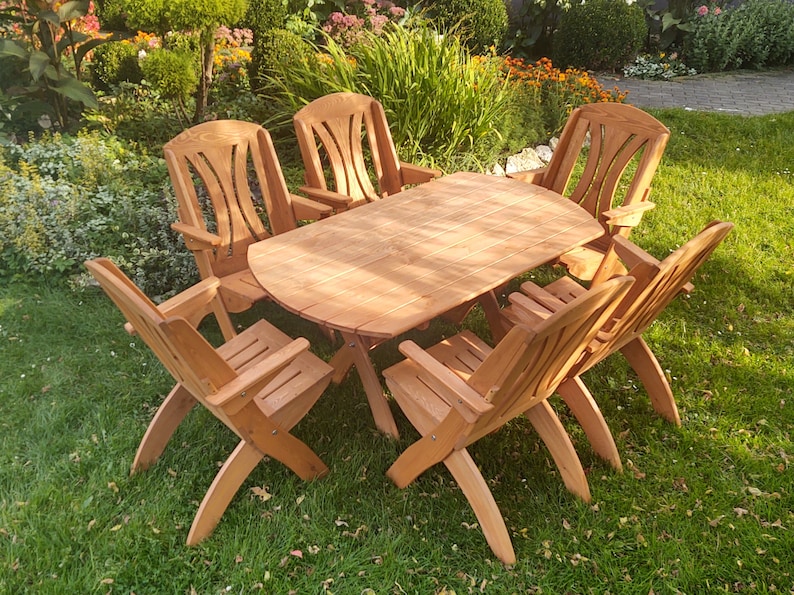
[389,6,405,17]
[714,7,722,14]
[697,5,709,16]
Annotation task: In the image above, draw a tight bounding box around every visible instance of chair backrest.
[583,221,734,372]
[466,276,635,443]
[164,120,298,279]
[293,92,404,208]
[85,259,236,415]
[544,103,670,226]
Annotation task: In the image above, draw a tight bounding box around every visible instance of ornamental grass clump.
[267,25,514,168]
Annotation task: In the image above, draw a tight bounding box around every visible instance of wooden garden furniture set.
[86,93,732,564]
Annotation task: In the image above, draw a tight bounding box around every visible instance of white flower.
[138,50,147,60]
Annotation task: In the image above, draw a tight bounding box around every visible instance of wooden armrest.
[603,201,656,228]
[290,193,333,220]
[399,161,442,185]
[124,276,222,335]
[397,340,493,423]
[298,186,354,210]
[610,236,692,294]
[159,276,222,324]
[611,235,660,270]
[171,222,221,250]
[507,167,548,186]
[208,337,310,414]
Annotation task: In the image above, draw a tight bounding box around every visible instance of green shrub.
[0,132,196,297]
[245,0,288,35]
[554,0,647,71]
[249,28,313,92]
[139,49,199,103]
[93,0,129,31]
[683,7,734,72]
[267,25,515,169]
[429,0,509,53]
[91,42,144,91]
[684,0,794,72]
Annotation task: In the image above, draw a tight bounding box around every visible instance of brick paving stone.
[595,68,794,115]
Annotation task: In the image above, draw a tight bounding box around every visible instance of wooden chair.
[293,92,441,212]
[85,258,334,545]
[501,221,733,469]
[509,103,670,284]
[165,120,332,340]
[383,276,635,564]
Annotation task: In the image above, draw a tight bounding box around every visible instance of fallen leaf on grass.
[251,486,271,502]
[290,550,303,559]
[709,515,726,527]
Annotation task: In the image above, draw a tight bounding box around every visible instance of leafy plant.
[554,0,647,71]
[0,131,195,297]
[624,51,697,80]
[505,0,568,60]
[0,0,109,132]
[683,0,794,73]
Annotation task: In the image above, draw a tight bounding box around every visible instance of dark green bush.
[245,0,288,34]
[249,28,313,92]
[139,49,199,102]
[93,0,128,30]
[429,0,509,53]
[91,42,144,91]
[554,0,647,71]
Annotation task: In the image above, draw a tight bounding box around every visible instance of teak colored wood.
[248,172,605,437]
[384,276,635,564]
[293,92,441,212]
[501,221,734,469]
[509,103,670,284]
[165,120,332,340]
[85,258,333,545]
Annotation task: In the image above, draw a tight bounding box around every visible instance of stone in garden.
[490,162,506,177]
[535,144,553,164]
[505,147,544,174]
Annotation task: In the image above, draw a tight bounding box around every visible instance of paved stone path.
[596,67,794,116]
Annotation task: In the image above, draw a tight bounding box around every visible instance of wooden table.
[248,171,604,437]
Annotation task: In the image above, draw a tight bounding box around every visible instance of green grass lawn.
[1,109,793,593]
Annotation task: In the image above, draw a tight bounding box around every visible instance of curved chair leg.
[524,400,591,502]
[444,449,516,565]
[557,376,622,471]
[131,384,196,474]
[620,337,681,426]
[187,440,262,545]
